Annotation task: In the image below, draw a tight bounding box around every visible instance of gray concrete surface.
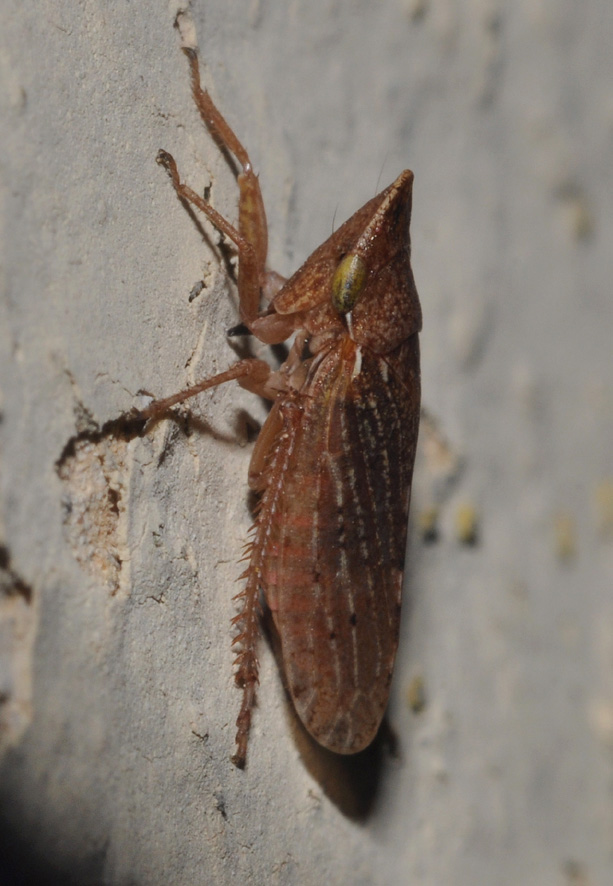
[1,0,612,883]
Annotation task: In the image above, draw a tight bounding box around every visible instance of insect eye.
[331,254,367,314]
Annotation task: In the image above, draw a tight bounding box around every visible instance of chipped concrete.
[57,434,130,596]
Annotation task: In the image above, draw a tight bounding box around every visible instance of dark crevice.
[0,545,33,604]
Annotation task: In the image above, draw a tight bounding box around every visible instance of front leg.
[156,149,264,327]
[182,48,270,317]
[161,48,286,325]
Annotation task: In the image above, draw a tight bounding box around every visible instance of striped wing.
[259,335,420,753]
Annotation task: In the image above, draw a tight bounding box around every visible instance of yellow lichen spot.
[418,505,439,543]
[554,510,576,562]
[594,479,613,540]
[331,254,367,314]
[406,674,426,713]
[455,502,479,545]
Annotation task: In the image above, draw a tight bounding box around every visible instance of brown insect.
[139,47,422,768]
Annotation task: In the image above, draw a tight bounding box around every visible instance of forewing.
[260,336,420,753]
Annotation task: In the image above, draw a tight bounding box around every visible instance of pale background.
[1,1,612,884]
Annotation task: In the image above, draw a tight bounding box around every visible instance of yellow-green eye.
[331,254,367,314]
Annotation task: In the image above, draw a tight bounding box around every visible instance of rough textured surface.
[1,0,612,883]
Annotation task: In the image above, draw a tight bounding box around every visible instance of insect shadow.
[261,605,399,821]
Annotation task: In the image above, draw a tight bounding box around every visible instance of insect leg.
[231,568,260,769]
[136,357,273,422]
[182,48,279,323]
[156,149,263,328]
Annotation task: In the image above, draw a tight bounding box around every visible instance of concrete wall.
[1,1,612,883]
